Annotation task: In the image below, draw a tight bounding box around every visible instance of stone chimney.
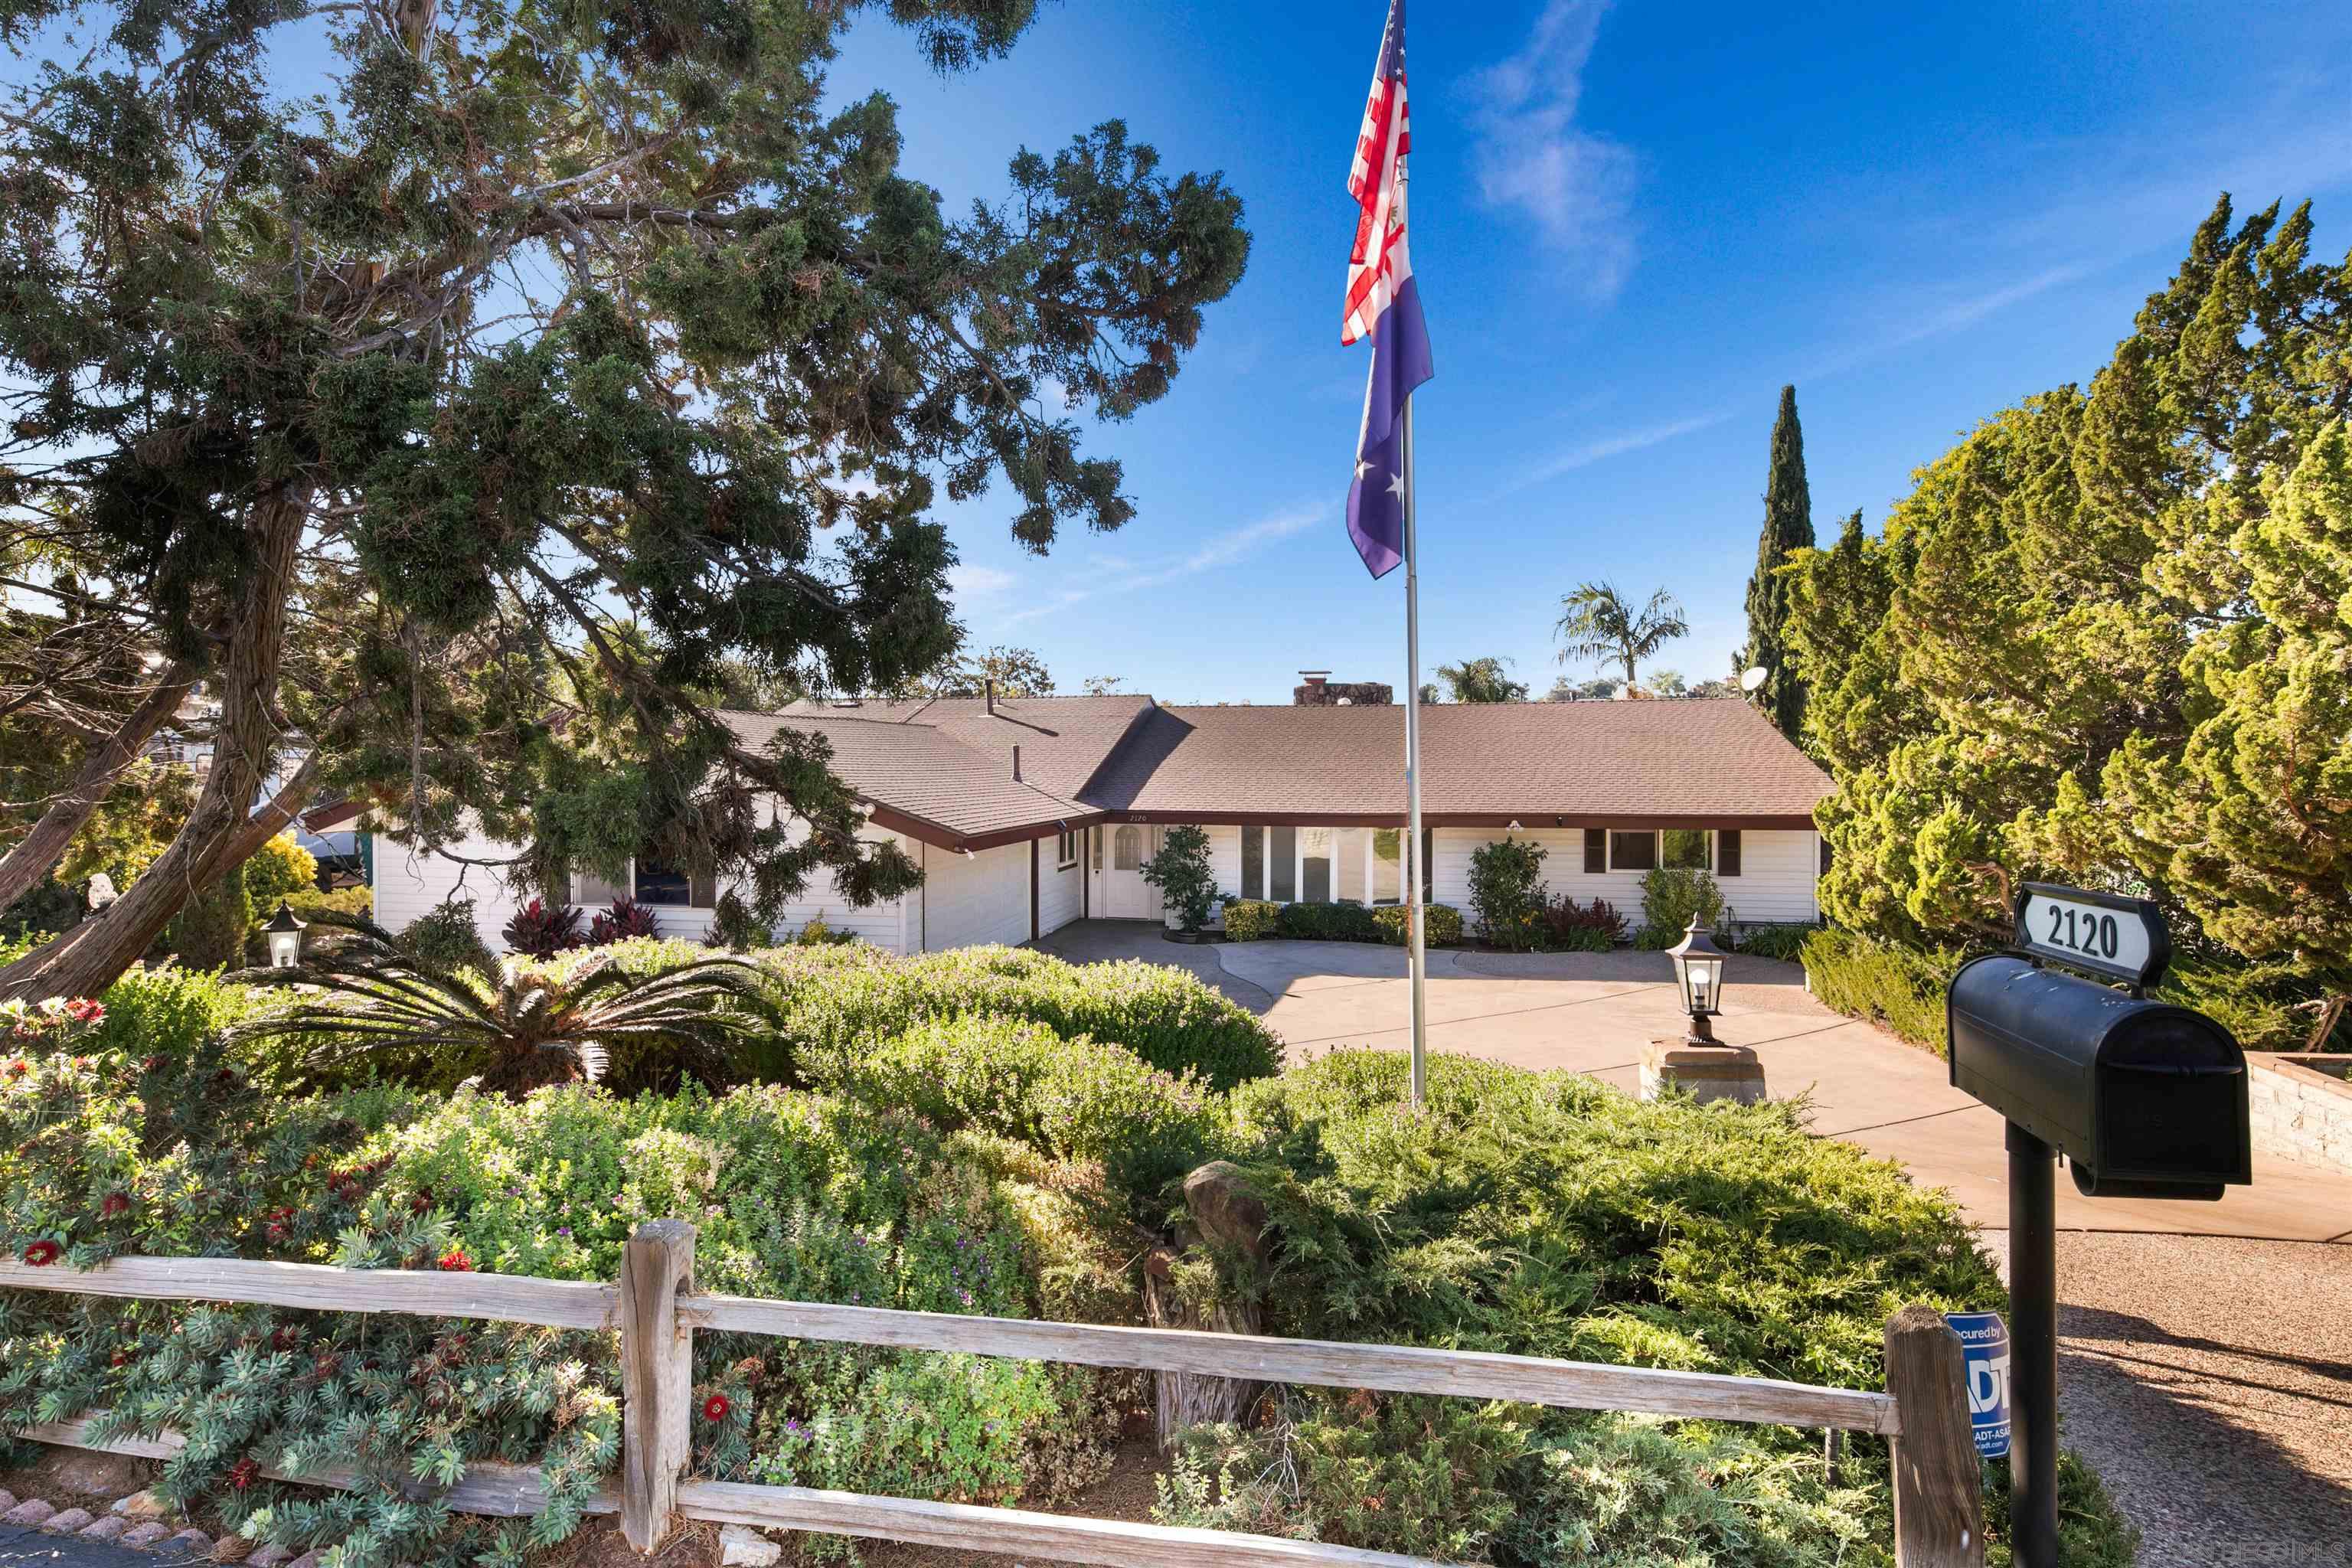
[1293,673,1394,707]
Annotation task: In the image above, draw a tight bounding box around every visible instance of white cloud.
[946,563,1018,602]
[1468,0,1640,299]
[1504,412,1728,495]
[1001,505,1325,626]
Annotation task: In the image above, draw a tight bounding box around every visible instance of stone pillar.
[1642,1040,1766,1105]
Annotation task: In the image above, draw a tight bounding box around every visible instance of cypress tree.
[1742,385,1816,738]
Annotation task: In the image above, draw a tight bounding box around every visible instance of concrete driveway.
[1037,921,2349,1243]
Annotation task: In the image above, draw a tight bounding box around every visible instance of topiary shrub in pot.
[1141,825,1220,933]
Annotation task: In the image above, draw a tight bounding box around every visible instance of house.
[371,687,1833,952]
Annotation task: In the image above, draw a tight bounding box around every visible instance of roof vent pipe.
[1012,743,1022,782]
[985,678,996,714]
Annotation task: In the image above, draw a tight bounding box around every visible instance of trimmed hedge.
[1800,928,1964,1052]
[1275,900,1383,942]
[1370,902,1463,946]
[744,942,1282,1091]
[1223,900,1279,941]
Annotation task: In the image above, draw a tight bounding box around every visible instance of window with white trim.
[1057,828,1080,870]
[567,855,711,908]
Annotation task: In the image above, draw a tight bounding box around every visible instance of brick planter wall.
[2247,1054,2352,1176]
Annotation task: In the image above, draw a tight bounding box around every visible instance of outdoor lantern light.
[1665,917,1728,1045]
[263,900,307,969]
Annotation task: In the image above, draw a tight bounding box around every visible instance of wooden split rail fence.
[0,1220,1987,1567]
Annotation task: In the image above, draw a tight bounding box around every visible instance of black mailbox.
[1948,955,2251,1200]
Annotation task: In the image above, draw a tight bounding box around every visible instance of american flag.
[1342,0,1434,580]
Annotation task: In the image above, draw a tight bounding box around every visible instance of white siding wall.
[371,821,914,956]
[1038,835,1084,937]
[915,839,1031,950]
[1431,827,1820,927]
[1204,825,1243,897]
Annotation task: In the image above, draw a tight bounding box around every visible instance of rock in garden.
[165,1527,213,1556]
[114,1488,172,1519]
[243,1544,293,1568]
[4,1499,56,1526]
[49,1452,149,1496]
[718,1525,781,1567]
[79,1515,130,1542]
[284,1550,324,1568]
[120,1522,174,1548]
[0,1491,16,1514]
[41,1508,96,1534]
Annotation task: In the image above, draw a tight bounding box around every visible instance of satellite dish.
[1740,666,1769,694]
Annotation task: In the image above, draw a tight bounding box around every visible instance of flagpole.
[1402,390,1427,1112]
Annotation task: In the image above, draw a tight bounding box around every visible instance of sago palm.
[231,947,776,1096]
[1554,582,1689,689]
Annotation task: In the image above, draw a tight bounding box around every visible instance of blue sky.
[829,0,2352,702]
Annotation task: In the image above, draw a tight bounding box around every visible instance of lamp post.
[263,901,308,969]
[1664,916,1728,1046]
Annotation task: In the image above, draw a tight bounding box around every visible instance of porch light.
[263,901,308,969]
[1665,917,1728,1045]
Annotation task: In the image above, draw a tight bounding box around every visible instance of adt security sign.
[1947,1310,2012,1460]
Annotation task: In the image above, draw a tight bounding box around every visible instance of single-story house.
[371,689,1833,953]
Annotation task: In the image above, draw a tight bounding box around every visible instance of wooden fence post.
[620,1220,697,1553]
[1883,1305,1984,1568]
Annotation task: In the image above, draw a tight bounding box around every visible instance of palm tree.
[231,945,776,1097]
[1553,583,1689,689]
[1433,655,1528,704]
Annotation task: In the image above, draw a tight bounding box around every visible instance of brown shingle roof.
[1090,699,1830,824]
[727,696,1828,848]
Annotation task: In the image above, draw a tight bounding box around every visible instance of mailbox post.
[1945,883,2251,1568]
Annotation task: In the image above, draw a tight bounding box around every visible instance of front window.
[1371,828,1403,904]
[570,854,703,908]
[1057,828,1080,870]
[633,857,693,906]
[1607,830,1658,872]
[1661,829,1712,871]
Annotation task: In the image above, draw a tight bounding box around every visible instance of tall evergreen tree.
[1741,385,1815,739]
[0,0,1250,1000]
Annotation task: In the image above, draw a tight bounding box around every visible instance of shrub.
[751,944,1282,1090]
[1540,894,1626,952]
[162,860,253,971]
[1370,902,1463,946]
[1634,866,1725,948]
[0,877,81,942]
[1222,900,1279,941]
[707,889,766,951]
[241,832,319,910]
[501,896,584,958]
[809,1014,1227,1212]
[1800,927,1964,1052]
[286,885,374,923]
[588,897,662,945]
[1274,900,1382,942]
[400,894,498,976]
[1140,825,1218,933]
[787,913,859,946]
[1466,838,1548,949]
[1209,1049,2133,1566]
[1737,921,1817,962]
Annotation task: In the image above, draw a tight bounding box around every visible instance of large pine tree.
[0,0,1250,1000]
[1741,385,1815,738]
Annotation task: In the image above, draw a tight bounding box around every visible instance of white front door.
[1099,824,1159,920]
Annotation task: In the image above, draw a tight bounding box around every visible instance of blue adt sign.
[1946,1311,2012,1460]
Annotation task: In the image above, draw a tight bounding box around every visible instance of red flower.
[140,1056,164,1073]
[100,1193,131,1219]
[21,1240,61,1266]
[65,998,103,1024]
[410,1189,435,1214]
[227,1459,259,1491]
[701,1393,731,1423]
[434,1248,474,1272]
[3,1059,27,1077]
[109,1350,129,1368]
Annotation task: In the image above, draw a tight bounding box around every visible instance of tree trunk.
[0,660,200,913]
[0,490,311,1001]
[1143,1160,1272,1449]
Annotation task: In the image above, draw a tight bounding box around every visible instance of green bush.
[1140,825,1218,933]
[1200,1049,2132,1566]
[1737,922,1818,962]
[1635,866,1726,948]
[1370,902,1463,946]
[160,860,252,971]
[400,895,498,976]
[751,943,1282,1091]
[1222,900,1279,941]
[240,832,318,911]
[808,1014,1227,1214]
[286,884,374,923]
[1801,927,1965,1052]
[1274,900,1383,943]
[1467,838,1549,950]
